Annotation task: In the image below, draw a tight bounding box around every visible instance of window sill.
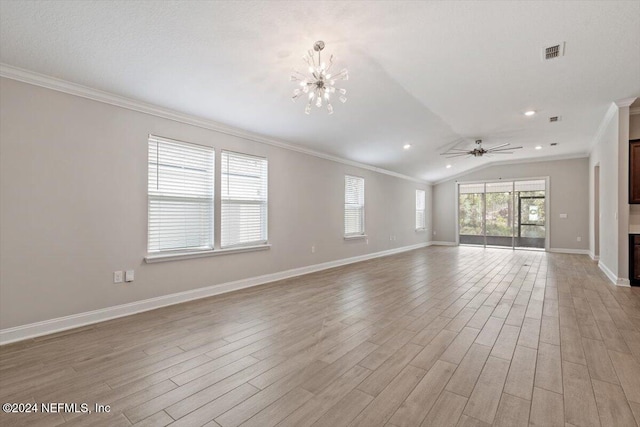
[415,228,427,232]
[145,244,271,263]
[344,234,368,240]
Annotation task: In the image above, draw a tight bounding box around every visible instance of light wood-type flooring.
[3,246,640,427]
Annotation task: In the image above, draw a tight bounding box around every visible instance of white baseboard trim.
[588,251,600,261]
[0,242,430,345]
[618,278,631,287]
[548,248,591,255]
[597,261,630,287]
[598,261,618,285]
[430,241,458,246]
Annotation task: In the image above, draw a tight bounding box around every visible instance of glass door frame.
[455,176,550,251]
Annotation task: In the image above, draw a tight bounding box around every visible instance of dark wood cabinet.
[630,140,640,203]
[630,235,640,285]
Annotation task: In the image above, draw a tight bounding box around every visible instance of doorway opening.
[457,179,548,250]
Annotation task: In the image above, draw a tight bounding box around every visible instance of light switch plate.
[559,214,568,219]
[125,270,134,282]
[114,271,123,283]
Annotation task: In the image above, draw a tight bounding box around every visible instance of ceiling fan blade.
[445,153,471,158]
[440,151,470,156]
[436,137,472,151]
[489,146,523,152]
[486,143,510,150]
[488,152,515,154]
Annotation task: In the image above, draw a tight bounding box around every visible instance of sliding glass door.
[459,183,485,245]
[514,180,546,249]
[485,182,514,248]
[458,179,546,250]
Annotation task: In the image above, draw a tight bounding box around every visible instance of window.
[344,175,365,236]
[148,136,214,253]
[416,189,426,230]
[221,151,268,248]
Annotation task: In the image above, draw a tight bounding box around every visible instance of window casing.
[221,151,268,248]
[344,175,365,236]
[148,136,214,253]
[416,189,426,230]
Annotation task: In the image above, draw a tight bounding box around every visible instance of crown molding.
[433,153,590,185]
[631,107,640,116]
[0,63,429,185]
[615,97,637,108]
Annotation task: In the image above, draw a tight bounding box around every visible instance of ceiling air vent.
[549,116,561,122]
[543,42,565,60]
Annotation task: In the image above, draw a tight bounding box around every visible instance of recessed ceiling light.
[403,144,411,150]
[535,145,542,150]
[446,164,452,169]
[524,110,536,116]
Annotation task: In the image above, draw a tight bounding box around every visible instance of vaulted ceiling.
[1,1,639,182]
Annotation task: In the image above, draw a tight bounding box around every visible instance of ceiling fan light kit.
[290,40,349,115]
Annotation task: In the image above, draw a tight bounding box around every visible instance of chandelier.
[290,41,348,114]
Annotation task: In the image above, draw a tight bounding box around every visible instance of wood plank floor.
[2,246,640,427]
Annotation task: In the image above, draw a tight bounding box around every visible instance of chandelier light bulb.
[291,40,348,114]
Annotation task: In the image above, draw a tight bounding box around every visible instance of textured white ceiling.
[1,1,639,182]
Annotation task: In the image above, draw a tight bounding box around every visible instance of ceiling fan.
[441,139,523,158]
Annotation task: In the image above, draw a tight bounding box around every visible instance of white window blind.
[416,189,426,229]
[344,175,365,236]
[515,179,546,192]
[148,136,214,253]
[221,151,268,248]
[459,183,486,194]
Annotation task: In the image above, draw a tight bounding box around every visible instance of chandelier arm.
[326,54,335,73]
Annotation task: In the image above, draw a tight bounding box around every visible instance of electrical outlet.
[311,245,315,253]
[366,239,369,244]
[114,271,123,283]
[577,236,582,242]
[433,230,437,236]
[125,270,134,282]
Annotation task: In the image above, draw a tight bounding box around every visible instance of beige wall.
[631,114,640,140]
[0,78,431,329]
[618,107,631,279]
[432,158,590,251]
[589,106,619,277]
